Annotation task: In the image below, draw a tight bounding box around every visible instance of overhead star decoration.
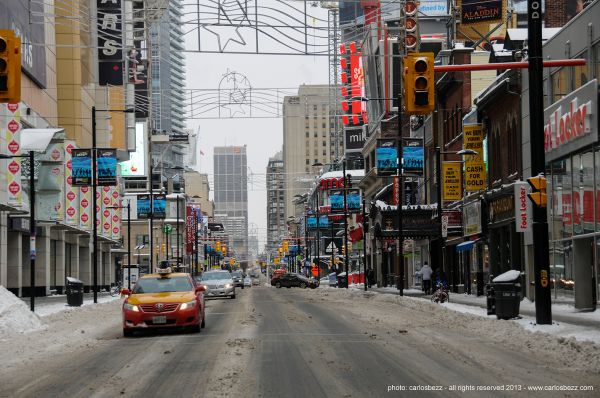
[203,0,250,52]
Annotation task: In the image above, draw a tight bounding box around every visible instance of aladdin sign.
[544,79,597,162]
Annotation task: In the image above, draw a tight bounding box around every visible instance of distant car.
[244,276,252,287]
[271,273,317,289]
[231,270,244,288]
[200,270,236,299]
[121,271,206,337]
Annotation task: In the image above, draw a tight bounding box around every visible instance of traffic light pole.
[396,94,404,296]
[343,160,349,289]
[527,0,552,324]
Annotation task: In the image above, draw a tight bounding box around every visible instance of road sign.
[441,215,448,238]
[164,224,172,234]
[323,237,343,254]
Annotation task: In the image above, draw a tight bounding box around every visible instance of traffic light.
[221,245,227,256]
[341,244,346,256]
[527,175,547,207]
[346,174,352,189]
[283,240,289,253]
[403,52,434,115]
[0,30,21,104]
[215,241,221,252]
[161,243,166,254]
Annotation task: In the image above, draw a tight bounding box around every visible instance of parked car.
[231,270,244,288]
[199,270,236,299]
[244,276,252,287]
[271,273,318,289]
[121,271,206,337]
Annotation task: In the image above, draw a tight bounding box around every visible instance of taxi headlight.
[124,303,139,312]
[180,300,197,310]
[224,283,233,289]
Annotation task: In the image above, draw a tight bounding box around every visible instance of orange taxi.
[121,270,206,337]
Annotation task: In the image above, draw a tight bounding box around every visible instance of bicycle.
[431,281,449,303]
[110,281,122,297]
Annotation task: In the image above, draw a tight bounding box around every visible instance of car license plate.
[152,316,167,324]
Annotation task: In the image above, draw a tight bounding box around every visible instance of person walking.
[421,262,433,294]
[367,268,375,288]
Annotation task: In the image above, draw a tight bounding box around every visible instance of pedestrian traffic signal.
[0,30,21,104]
[345,174,352,189]
[283,240,289,253]
[221,245,227,255]
[161,243,166,254]
[403,52,435,115]
[341,245,346,255]
[215,241,221,252]
[527,175,547,208]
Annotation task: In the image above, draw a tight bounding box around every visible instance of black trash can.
[66,277,84,307]
[491,270,521,320]
[337,273,348,288]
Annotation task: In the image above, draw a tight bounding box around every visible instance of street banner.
[347,189,361,212]
[465,160,486,192]
[64,142,80,226]
[97,149,117,186]
[153,194,166,218]
[72,149,92,186]
[461,0,502,24]
[376,139,397,176]
[442,162,462,201]
[3,103,22,206]
[137,194,151,219]
[79,185,92,230]
[403,138,424,175]
[463,201,482,236]
[329,190,344,212]
[318,214,329,229]
[186,205,196,254]
[101,185,111,237]
[514,181,532,233]
[307,215,317,229]
[110,186,121,241]
[323,237,343,254]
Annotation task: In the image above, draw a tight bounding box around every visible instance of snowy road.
[1,286,598,397]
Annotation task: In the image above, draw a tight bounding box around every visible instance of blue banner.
[97,149,117,186]
[307,216,317,229]
[347,189,361,212]
[403,138,424,175]
[153,194,166,218]
[137,194,150,219]
[329,190,344,212]
[376,139,397,176]
[71,149,92,186]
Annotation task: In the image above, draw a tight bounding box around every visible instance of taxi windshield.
[133,276,192,294]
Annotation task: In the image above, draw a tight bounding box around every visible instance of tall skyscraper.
[214,146,248,262]
[266,151,286,255]
[283,85,341,220]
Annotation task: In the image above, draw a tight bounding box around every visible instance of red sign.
[7,120,19,133]
[112,191,119,199]
[67,160,72,170]
[8,140,19,154]
[67,191,76,201]
[81,186,89,193]
[81,213,89,222]
[66,144,74,154]
[67,207,76,217]
[103,197,110,205]
[113,227,119,234]
[112,214,119,222]
[186,206,197,255]
[7,103,18,113]
[103,186,110,192]
[67,176,73,185]
[81,198,89,208]
[8,181,20,195]
[103,222,110,230]
[319,177,345,191]
[8,161,19,174]
[103,210,110,217]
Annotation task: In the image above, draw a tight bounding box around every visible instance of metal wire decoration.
[185,0,331,55]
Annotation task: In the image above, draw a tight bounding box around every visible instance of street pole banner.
[3,103,22,206]
[97,149,117,186]
[186,205,195,254]
[101,185,111,237]
[403,137,424,175]
[463,124,487,192]
[329,190,344,212]
[347,189,361,212]
[514,181,532,233]
[153,194,166,218]
[323,237,343,254]
[64,142,80,226]
[72,149,92,186]
[442,162,462,201]
[465,160,486,191]
[376,139,398,176]
[307,216,317,229]
[137,194,151,219]
[110,186,121,241]
[318,214,330,229]
[463,124,484,156]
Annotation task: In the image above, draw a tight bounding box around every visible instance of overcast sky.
[185,51,328,248]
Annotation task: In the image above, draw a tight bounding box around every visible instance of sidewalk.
[21,291,120,317]
[366,286,600,328]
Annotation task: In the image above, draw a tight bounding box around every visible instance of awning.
[456,240,476,253]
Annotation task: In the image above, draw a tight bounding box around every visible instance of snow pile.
[492,269,521,282]
[0,286,44,337]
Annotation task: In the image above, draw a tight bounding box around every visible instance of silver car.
[199,271,236,299]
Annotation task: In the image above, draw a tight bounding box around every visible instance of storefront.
[458,200,487,295]
[546,79,599,310]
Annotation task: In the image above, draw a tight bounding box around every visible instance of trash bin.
[491,270,521,320]
[328,272,337,287]
[66,277,84,307]
[337,272,348,288]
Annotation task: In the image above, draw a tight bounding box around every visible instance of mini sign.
[442,162,462,201]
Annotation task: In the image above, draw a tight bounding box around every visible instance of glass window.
[573,151,594,235]
[551,68,569,102]
[573,51,588,90]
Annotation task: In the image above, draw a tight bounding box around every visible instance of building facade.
[266,151,286,256]
[214,146,248,261]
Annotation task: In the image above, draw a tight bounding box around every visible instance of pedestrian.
[367,268,375,288]
[421,262,433,294]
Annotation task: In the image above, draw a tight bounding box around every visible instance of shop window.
[573,151,594,235]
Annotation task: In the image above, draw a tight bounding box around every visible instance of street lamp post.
[315,189,320,276]
[107,200,131,290]
[91,106,133,303]
[343,160,349,289]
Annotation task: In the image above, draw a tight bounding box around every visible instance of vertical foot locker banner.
[64,142,80,226]
[3,103,22,206]
[101,186,111,238]
[110,185,121,241]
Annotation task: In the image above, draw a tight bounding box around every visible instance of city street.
[1,285,598,397]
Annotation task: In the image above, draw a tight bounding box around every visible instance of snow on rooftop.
[375,200,438,211]
[0,286,44,338]
[318,169,365,180]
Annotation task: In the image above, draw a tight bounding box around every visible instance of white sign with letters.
[514,181,532,233]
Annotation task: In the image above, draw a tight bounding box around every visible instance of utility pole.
[343,160,349,289]
[527,0,552,324]
[396,97,404,296]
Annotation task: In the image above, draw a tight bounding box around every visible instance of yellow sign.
[541,270,548,288]
[465,161,487,192]
[463,124,484,157]
[442,162,462,201]
[229,258,235,266]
